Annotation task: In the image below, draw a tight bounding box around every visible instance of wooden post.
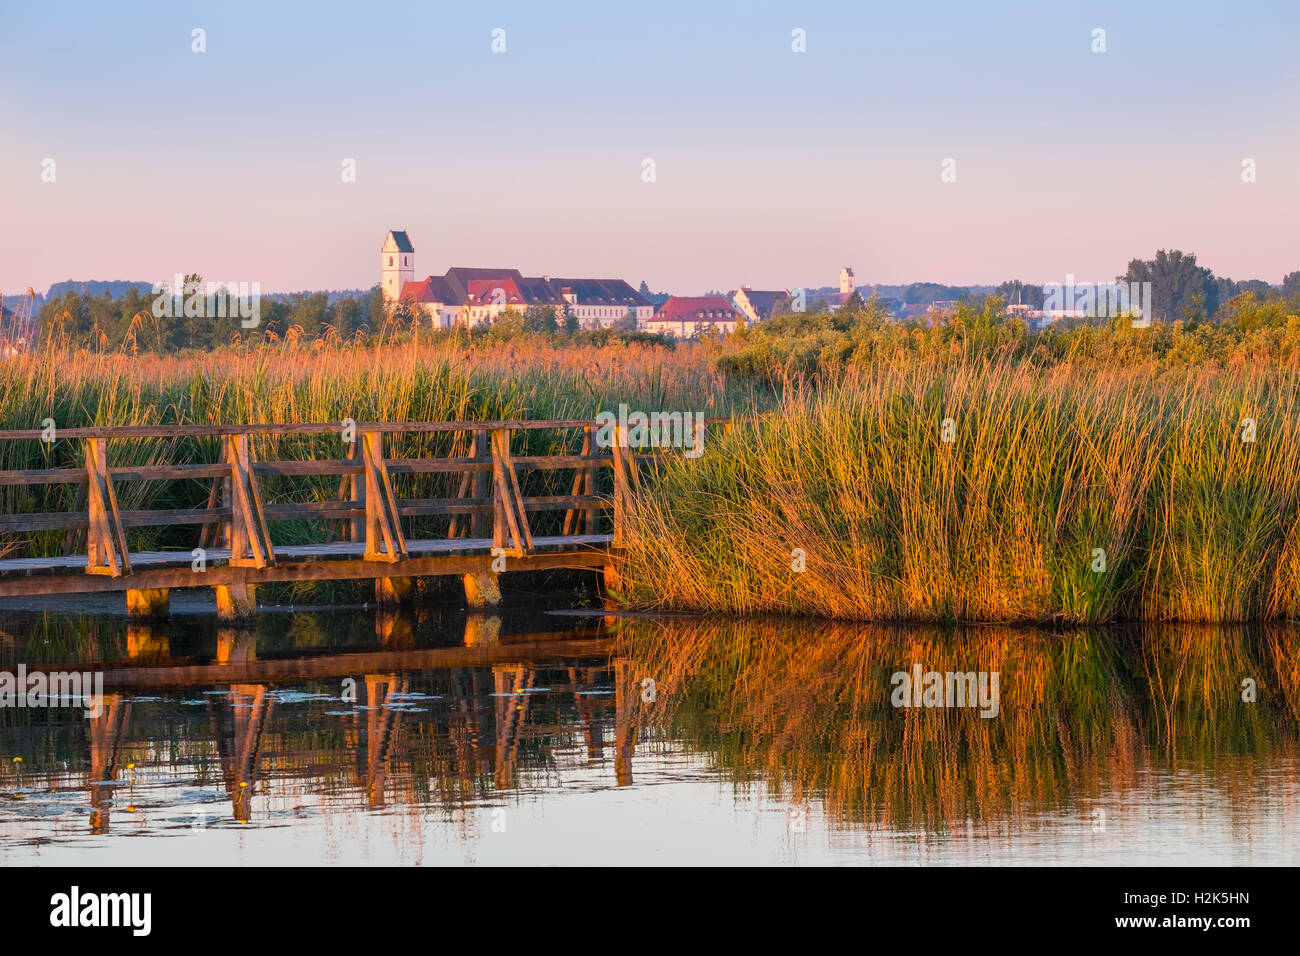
[126,588,169,620]
[216,578,257,622]
[448,428,479,539]
[375,574,414,608]
[221,448,233,551]
[463,571,502,609]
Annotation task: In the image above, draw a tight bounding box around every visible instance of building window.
[388,256,393,266]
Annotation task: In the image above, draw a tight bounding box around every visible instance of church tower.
[381,230,415,303]
[840,266,855,295]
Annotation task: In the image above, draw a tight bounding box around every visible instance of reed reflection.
[615,617,1300,830]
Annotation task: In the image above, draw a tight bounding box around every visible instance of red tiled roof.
[400,276,459,304]
[654,296,740,321]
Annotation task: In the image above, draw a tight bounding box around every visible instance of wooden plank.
[0,419,602,441]
[0,512,88,533]
[0,455,609,485]
[0,534,614,575]
[0,416,740,443]
[0,538,615,595]
[0,467,87,486]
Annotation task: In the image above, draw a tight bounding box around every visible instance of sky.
[2,0,1298,295]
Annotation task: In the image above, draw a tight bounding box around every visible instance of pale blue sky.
[2,0,1297,294]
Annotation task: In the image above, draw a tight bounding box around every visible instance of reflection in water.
[618,619,1300,836]
[0,609,1297,864]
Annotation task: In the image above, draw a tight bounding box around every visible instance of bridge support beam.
[375,576,414,608]
[216,581,257,622]
[603,563,622,597]
[126,587,169,621]
[463,572,501,609]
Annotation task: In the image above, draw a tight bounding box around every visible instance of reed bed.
[0,339,746,562]
[620,358,1300,623]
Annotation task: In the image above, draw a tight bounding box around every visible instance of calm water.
[1,605,1297,865]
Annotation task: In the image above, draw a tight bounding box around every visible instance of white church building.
[381,230,652,330]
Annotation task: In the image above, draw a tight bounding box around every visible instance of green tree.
[994,280,1044,308]
[561,304,580,335]
[524,305,558,333]
[1121,250,1218,323]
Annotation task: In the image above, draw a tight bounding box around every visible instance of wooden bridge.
[0,417,681,619]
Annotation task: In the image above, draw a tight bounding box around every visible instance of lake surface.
[2,605,1298,865]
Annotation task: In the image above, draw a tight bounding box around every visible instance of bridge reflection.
[68,611,637,829]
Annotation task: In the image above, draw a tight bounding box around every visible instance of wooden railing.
[0,417,717,608]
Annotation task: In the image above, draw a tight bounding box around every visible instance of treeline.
[34,278,670,352]
[718,286,1300,382]
[36,278,388,351]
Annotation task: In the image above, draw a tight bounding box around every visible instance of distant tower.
[381,230,415,303]
[840,266,856,295]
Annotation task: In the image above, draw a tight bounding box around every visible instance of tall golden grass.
[620,358,1300,622]
[9,338,1300,622]
[0,339,741,560]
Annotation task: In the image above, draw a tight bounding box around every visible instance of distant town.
[2,230,1296,354]
[383,229,947,338]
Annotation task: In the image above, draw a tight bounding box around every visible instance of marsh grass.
[9,337,1300,622]
[621,359,1300,623]
[0,339,744,565]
